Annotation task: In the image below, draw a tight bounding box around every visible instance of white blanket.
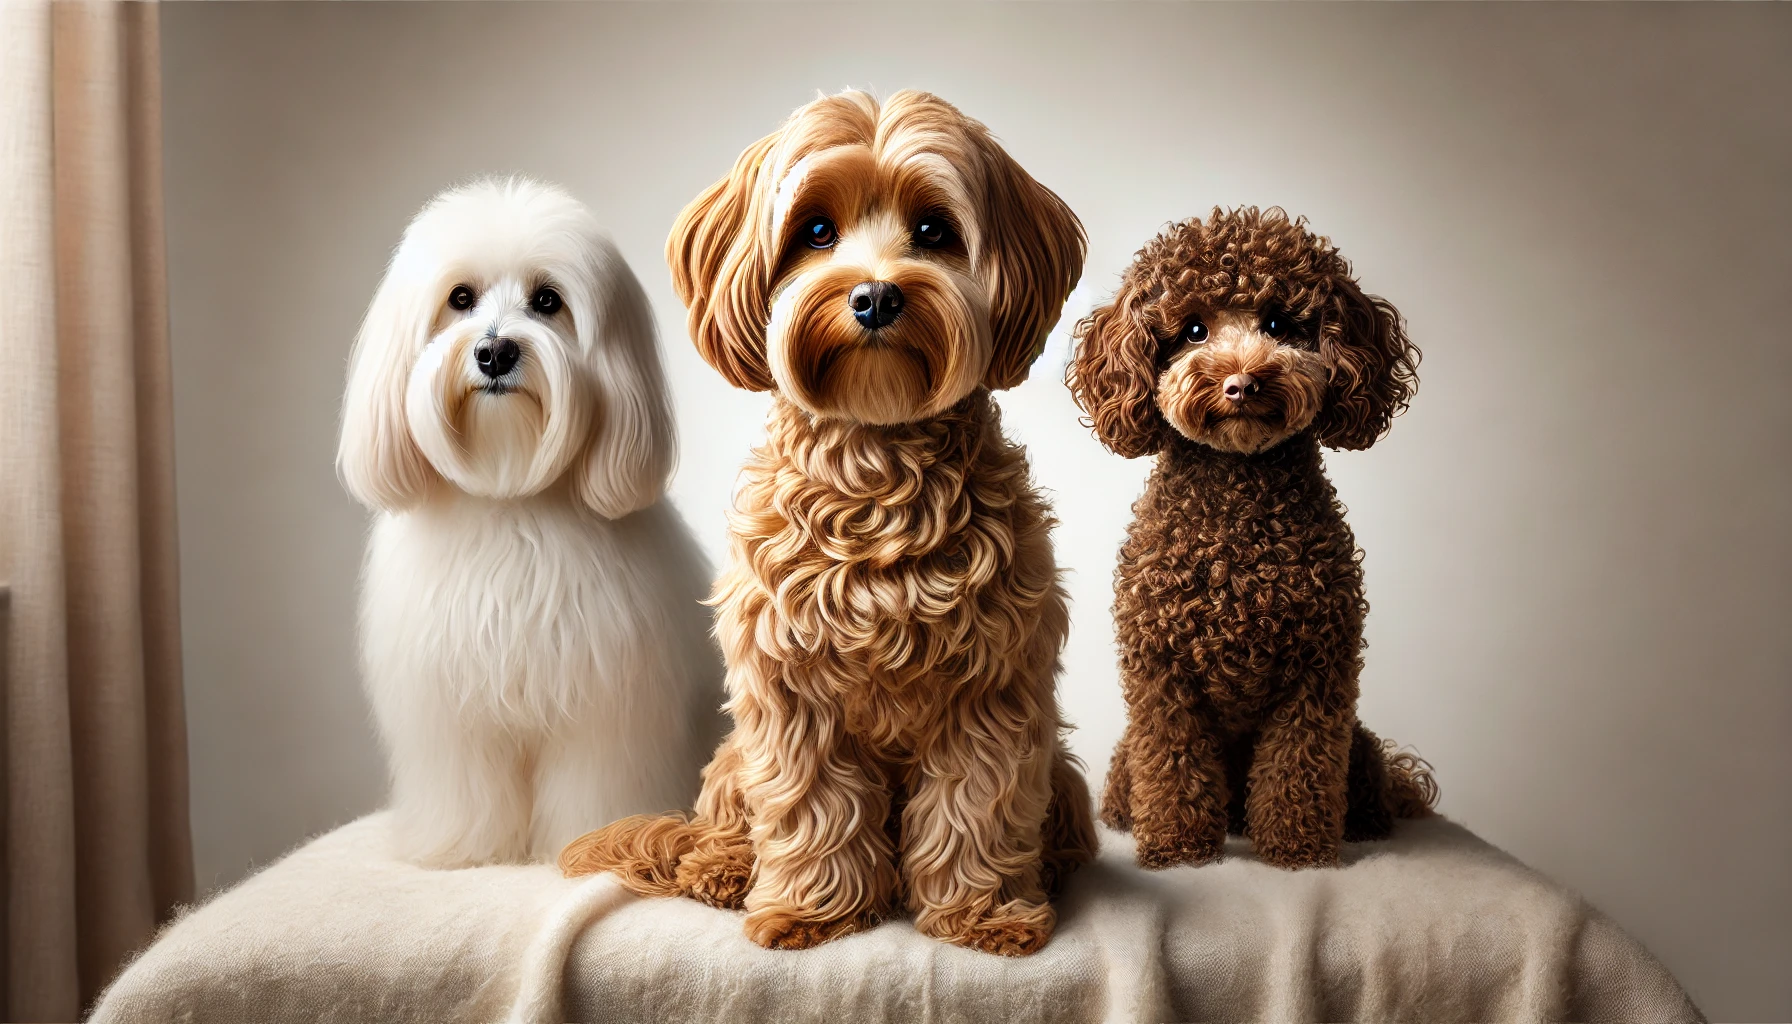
[91,813,1700,1023]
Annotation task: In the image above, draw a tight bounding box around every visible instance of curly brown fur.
[563,90,1095,954]
[1070,208,1435,870]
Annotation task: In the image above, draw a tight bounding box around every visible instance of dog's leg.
[1245,674,1353,868]
[734,690,898,950]
[529,704,715,863]
[1342,721,1395,842]
[1098,727,1135,832]
[1122,681,1229,868]
[902,696,1058,957]
[1042,749,1098,899]
[383,701,533,867]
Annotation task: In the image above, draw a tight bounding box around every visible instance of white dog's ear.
[337,263,438,511]
[572,240,675,520]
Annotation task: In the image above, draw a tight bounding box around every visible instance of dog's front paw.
[743,906,878,950]
[1252,834,1340,870]
[922,899,1057,957]
[1131,820,1223,869]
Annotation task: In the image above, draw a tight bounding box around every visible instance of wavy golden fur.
[562,90,1095,955]
[1068,208,1436,870]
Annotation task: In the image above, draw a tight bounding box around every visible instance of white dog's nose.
[475,339,521,379]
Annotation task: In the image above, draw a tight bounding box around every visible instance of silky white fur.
[338,178,723,866]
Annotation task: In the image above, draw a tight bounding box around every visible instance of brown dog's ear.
[1067,283,1171,458]
[1311,276,1419,450]
[975,138,1087,390]
[666,132,779,391]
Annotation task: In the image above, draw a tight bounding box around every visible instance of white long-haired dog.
[337,178,724,867]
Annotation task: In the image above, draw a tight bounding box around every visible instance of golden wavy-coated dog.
[560,89,1097,955]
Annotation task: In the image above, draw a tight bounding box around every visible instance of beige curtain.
[0,1,193,1018]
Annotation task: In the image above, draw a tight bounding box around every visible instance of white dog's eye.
[447,285,476,311]
[530,287,563,315]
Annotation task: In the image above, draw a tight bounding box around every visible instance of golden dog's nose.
[849,281,904,330]
[1223,372,1260,403]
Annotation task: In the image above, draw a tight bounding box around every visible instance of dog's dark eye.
[530,287,563,315]
[1261,308,1297,339]
[447,285,476,311]
[1261,308,1304,344]
[803,217,838,249]
[1180,319,1209,345]
[913,215,952,249]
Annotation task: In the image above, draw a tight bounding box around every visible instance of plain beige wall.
[160,3,1789,1018]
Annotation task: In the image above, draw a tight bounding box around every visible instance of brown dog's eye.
[447,285,476,311]
[1179,319,1209,345]
[803,217,838,249]
[913,215,953,249]
[1261,308,1301,340]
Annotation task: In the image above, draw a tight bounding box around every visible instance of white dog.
[337,178,723,867]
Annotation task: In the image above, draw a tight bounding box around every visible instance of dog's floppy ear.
[572,239,676,519]
[666,132,779,392]
[1067,281,1172,458]
[337,259,439,511]
[1310,276,1419,451]
[974,132,1087,390]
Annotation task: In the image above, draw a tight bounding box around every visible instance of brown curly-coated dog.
[559,90,1097,955]
[1067,207,1438,871]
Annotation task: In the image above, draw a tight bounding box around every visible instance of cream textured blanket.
[91,813,1700,1023]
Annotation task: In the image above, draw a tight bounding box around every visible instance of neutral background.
[160,3,1789,1019]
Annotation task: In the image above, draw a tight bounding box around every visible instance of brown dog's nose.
[1223,372,1260,404]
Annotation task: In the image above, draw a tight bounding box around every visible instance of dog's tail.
[1381,742,1441,820]
[1344,723,1440,841]
[558,813,702,898]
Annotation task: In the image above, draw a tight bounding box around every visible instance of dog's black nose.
[1223,372,1260,403]
[849,281,904,330]
[475,338,521,379]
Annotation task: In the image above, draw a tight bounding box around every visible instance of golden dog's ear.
[1311,276,1419,450]
[975,134,1087,390]
[666,132,779,392]
[1067,282,1172,458]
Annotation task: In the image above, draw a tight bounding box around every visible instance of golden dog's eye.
[530,286,563,315]
[803,217,838,249]
[447,285,476,311]
[913,215,952,249]
[1180,319,1209,345]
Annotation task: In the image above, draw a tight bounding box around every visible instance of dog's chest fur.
[1116,435,1366,733]
[714,393,1063,748]
[361,491,708,727]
